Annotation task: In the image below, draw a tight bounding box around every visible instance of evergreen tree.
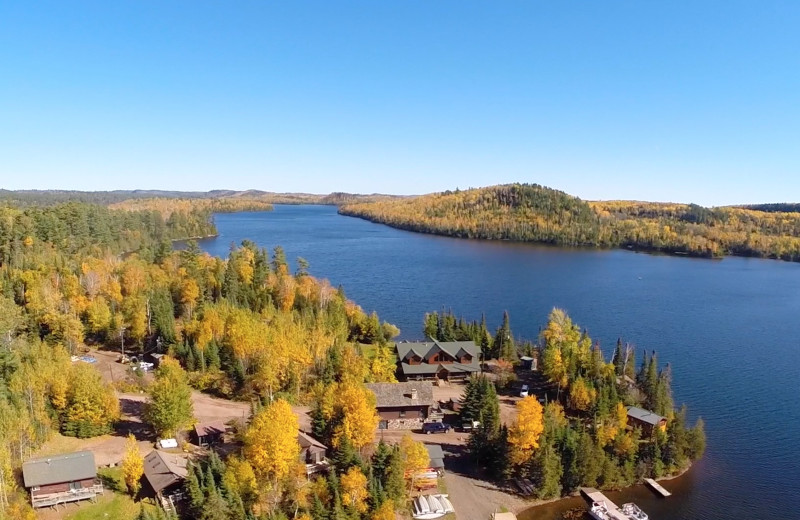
[493,311,518,362]
[613,338,624,375]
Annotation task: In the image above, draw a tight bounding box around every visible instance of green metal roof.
[22,451,96,488]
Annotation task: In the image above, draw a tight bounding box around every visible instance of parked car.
[519,384,529,397]
[422,422,452,435]
[461,419,480,432]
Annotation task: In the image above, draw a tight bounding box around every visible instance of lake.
[198,204,800,520]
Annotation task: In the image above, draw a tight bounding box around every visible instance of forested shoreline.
[339,183,800,262]
[0,196,705,520]
[0,199,401,519]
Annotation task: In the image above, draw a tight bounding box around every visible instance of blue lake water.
[198,204,800,520]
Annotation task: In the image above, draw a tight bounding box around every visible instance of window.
[399,410,406,418]
[31,486,39,492]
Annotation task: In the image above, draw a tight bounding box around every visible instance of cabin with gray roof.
[396,340,480,381]
[365,382,434,430]
[142,450,189,511]
[22,450,102,508]
[626,406,667,434]
[298,430,329,475]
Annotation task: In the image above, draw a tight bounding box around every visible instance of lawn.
[62,467,158,520]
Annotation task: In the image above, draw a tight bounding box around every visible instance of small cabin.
[194,420,227,447]
[298,431,329,475]
[626,406,667,434]
[22,451,102,508]
[142,450,189,511]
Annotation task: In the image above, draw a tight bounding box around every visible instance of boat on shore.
[411,494,455,519]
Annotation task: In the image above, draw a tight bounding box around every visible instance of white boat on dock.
[621,502,649,520]
[582,488,648,520]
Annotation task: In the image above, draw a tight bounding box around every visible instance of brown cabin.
[396,340,480,381]
[22,451,102,508]
[626,406,667,435]
[365,382,434,430]
[142,450,189,511]
[194,420,227,446]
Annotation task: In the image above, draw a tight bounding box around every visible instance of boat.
[588,501,616,520]
[411,494,454,519]
[439,495,455,514]
[620,502,649,520]
[427,494,445,514]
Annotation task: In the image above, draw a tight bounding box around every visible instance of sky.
[1,1,798,206]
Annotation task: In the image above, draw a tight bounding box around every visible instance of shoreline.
[511,463,694,515]
[337,209,800,264]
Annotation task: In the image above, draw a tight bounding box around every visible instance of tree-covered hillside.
[340,183,800,261]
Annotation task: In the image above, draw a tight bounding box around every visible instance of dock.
[644,478,672,497]
[579,488,630,520]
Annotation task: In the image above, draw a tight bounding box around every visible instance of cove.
[197,204,800,520]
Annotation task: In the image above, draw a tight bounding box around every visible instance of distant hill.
[0,189,399,207]
[339,183,800,262]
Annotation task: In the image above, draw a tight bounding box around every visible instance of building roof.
[396,340,481,377]
[626,406,666,426]
[298,431,327,451]
[396,340,479,361]
[22,451,97,488]
[143,450,189,495]
[365,382,434,408]
[194,420,227,438]
[400,362,480,376]
[425,444,445,469]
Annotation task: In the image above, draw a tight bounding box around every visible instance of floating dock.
[644,478,672,497]
[580,488,630,520]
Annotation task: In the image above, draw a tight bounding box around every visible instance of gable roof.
[425,444,445,469]
[396,340,479,361]
[194,420,227,438]
[626,406,666,426]
[143,450,189,495]
[298,431,327,451]
[22,451,96,488]
[365,382,434,408]
[401,362,480,376]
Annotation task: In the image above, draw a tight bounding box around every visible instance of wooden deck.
[644,478,672,497]
[31,483,104,509]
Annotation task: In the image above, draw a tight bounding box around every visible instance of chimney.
[410,388,418,400]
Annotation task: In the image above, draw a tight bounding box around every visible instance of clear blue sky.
[1,1,798,205]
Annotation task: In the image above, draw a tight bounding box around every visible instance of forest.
[0,196,705,520]
[0,198,403,520]
[339,183,800,261]
[424,309,706,498]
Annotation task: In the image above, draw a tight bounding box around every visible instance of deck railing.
[31,483,104,508]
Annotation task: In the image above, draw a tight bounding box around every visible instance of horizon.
[2,185,798,208]
[2,2,799,206]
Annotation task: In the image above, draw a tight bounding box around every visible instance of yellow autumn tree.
[400,433,430,476]
[243,399,300,483]
[367,345,398,383]
[508,396,545,466]
[223,456,259,506]
[568,377,596,412]
[121,434,143,496]
[62,363,120,438]
[371,500,396,520]
[340,466,368,513]
[331,382,378,450]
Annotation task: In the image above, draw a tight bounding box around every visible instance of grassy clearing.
[62,468,158,520]
[33,432,113,458]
